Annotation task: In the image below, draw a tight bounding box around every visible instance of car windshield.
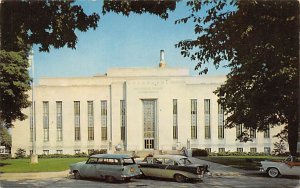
[178,158,192,165]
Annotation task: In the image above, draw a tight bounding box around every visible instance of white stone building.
[11,51,282,156]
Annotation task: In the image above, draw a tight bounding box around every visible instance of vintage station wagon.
[69,154,141,182]
[139,155,209,182]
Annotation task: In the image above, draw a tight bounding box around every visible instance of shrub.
[74,152,88,158]
[89,149,107,156]
[192,149,208,157]
[15,148,26,158]
[0,154,11,160]
[209,151,272,156]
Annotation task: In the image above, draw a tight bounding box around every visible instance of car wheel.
[174,174,186,183]
[106,176,115,183]
[74,171,81,180]
[267,167,280,178]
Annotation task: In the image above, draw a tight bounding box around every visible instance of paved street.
[0,158,299,188]
[1,173,299,188]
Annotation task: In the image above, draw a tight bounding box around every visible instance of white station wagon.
[260,156,300,178]
[69,154,141,182]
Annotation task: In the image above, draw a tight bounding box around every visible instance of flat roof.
[90,154,132,159]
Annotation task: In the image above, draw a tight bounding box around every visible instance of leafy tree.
[0,124,12,149]
[102,0,177,20]
[273,140,287,156]
[0,51,31,128]
[175,1,299,155]
[1,0,100,52]
[0,0,100,128]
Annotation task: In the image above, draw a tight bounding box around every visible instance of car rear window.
[122,158,135,166]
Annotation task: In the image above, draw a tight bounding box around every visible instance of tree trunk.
[288,120,298,156]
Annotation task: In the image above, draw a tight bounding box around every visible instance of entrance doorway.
[143,100,157,149]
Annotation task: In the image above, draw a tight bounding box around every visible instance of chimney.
[159,50,166,68]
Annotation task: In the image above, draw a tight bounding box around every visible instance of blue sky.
[32,1,229,83]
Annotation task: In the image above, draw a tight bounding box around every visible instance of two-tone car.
[260,155,300,178]
[69,154,141,182]
[138,155,209,182]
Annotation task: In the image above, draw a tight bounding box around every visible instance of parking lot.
[1,173,299,188]
[1,157,299,188]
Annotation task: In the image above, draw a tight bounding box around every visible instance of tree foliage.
[0,124,12,149]
[0,51,31,128]
[0,0,100,128]
[175,0,299,155]
[102,0,177,20]
[1,0,100,52]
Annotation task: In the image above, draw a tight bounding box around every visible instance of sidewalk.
[188,157,252,176]
[0,170,70,181]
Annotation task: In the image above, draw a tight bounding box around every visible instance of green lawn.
[198,156,286,170]
[0,158,87,173]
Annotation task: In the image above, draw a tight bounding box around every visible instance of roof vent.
[159,50,166,68]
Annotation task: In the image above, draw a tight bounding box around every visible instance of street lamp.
[29,49,38,163]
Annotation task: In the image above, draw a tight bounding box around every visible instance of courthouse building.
[11,51,283,156]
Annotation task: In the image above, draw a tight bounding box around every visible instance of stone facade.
[11,60,283,156]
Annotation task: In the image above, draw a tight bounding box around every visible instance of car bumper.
[121,172,142,178]
[260,167,266,172]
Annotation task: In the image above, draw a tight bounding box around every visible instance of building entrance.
[143,100,157,149]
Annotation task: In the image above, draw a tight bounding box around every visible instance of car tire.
[174,174,186,183]
[74,171,81,180]
[267,167,280,178]
[105,176,115,183]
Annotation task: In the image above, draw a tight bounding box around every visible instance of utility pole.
[29,49,38,163]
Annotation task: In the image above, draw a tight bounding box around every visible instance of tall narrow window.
[250,128,256,138]
[236,124,243,138]
[88,101,94,141]
[191,99,197,139]
[43,101,49,141]
[120,100,126,141]
[56,101,63,141]
[264,125,270,138]
[173,99,178,139]
[101,100,107,140]
[218,103,224,139]
[74,101,80,141]
[204,99,211,139]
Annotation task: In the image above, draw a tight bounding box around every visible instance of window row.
[33,147,272,156]
[30,101,108,142]
[173,99,224,140]
[205,147,271,154]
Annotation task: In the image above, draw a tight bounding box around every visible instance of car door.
[95,158,121,179]
[142,157,164,178]
[80,157,98,178]
[161,158,177,179]
[284,162,300,176]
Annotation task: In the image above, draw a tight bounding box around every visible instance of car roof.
[90,154,132,159]
[153,155,187,160]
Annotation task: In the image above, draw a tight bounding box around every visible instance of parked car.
[138,155,209,182]
[69,154,142,182]
[260,155,300,178]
